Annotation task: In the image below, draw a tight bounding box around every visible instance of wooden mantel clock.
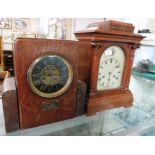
[2,38,91,131]
[75,20,144,115]
[2,20,144,132]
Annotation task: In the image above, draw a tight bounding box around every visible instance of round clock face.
[97,46,125,90]
[27,54,73,98]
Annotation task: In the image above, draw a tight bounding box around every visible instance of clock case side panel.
[87,42,135,115]
[76,41,93,114]
[13,38,80,129]
[77,42,93,86]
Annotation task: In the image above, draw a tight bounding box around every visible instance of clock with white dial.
[97,46,125,90]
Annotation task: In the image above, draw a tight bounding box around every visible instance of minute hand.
[108,66,117,84]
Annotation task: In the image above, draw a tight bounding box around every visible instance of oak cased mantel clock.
[75,20,144,115]
[2,20,144,132]
[11,38,91,129]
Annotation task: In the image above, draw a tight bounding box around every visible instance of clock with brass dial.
[12,38,83,129]
[27,54,73,98]
[97,46,125,90]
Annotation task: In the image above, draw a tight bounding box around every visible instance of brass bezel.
[27,54,73,98]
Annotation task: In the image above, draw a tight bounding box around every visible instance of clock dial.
[27,54,73,98]
[97,46,125,90]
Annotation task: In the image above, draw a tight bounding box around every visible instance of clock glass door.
[97,46,125,90]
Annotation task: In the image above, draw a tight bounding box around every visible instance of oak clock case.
[75,20,144,115]
[13,38,89,129]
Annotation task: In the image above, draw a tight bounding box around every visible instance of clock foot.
[124,104,133,108]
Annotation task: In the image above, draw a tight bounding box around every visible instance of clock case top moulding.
[75,20,145,115]
[75,20,144,43]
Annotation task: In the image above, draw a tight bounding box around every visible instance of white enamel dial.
[97,46,125,90]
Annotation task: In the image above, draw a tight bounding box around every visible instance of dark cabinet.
[3,50,14,76]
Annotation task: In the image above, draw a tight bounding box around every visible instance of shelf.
[140,33,155,46]
[2,105,152,136]
[132,70,155,81]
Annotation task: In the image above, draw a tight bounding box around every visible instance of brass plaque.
[41,100,59,111]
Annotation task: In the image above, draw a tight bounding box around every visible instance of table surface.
[1,98,155,136]
[1,76,155,136]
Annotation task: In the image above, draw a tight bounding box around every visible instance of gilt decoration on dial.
[97,46,125,90]
[27,54,73,98]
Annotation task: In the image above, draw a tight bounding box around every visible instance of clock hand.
[111,66,117,74]
[107,66,116,87]
[108,66,117,80]
[106,72,111,87]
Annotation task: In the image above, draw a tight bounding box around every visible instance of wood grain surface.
[14,38,91,129]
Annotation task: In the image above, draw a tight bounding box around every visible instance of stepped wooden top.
[75,20,145,44]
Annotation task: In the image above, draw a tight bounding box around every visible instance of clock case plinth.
[75,20,145,115]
